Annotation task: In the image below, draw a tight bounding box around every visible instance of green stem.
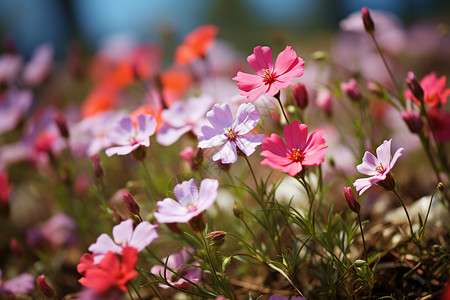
[392,189,415,239]
[129,282,143,300]
[243,155,258,189]
[357,213,368,263]
[369,33,404,107]
[419,183,442,240]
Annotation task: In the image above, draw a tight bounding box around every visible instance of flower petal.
[112,219,134,246]
[129,222,158,251]
[233,102,261,134]
[247,46,273,75]
[174,178,199,206]
[213,141,237,164]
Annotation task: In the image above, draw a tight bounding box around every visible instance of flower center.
[289,148,305,163]
[263,69,276,85]
[225,128,237,141]
[129,136,140,146]
[186,204,198,213]
[375,163,386,174]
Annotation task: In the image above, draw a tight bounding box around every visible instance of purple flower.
[198,102,265,164]
[88,219,158,264]
[0,89,32,134]
[154,178,218,223]
[40,213,77,248]
[0,270,34,296]
[156,95,213,146]
[353,139,403,195]
[105,114,156,157]
[150,248,201,289]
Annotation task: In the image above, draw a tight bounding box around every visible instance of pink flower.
[198,103,265,164]
[341,78,361,101]
[353,139,403,195]
[404,72,450,107]
[88,219,158,264]
[428,107,450,143]
[233,46,305,101]
[154,178,218,223]
[260,120,328,176]
[22,44,53,87]
[150,248,200,289]
[315,89,333,116]
[105,114,156,157]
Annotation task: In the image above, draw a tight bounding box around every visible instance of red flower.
[78,247,138,294]
[175,25,219,65]
[428,107,450,143]
[260,121,327,176]
[404,72,450,107]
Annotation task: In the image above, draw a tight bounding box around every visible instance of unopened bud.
[122,191,140,215]
[344,187,360,214]
[232,202,244,219]
[401,110,423,133]
[354,259,366,268]
[188,212,206,233]
[54,110,69,138]
[405,71,424,101]
[206,231,227,247]
[341,78,361,102]
[10,238,23,257]
[222,257,232,272]
[291,83,308,109]
[361,7,375,34]
[37,274,55,298]
[90,154,104,178]
[312,50,327,61]
[438,182,444,192]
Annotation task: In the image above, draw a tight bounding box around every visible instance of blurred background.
[0,0,449,60]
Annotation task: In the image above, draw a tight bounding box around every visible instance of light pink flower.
[315,89,333,116]
[260,120,327,176]
[154,178,218,223]
[0,54,22,85]
[105,114,156,157]
[88,219,158,264]
[233,46,304,101]
[353,139,403,195]
[0,89,32,134]
[156,95,213,146]
[198,103,264,164]
[0,270,34,297]
[150,248,200,289]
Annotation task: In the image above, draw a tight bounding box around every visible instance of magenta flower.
[353,139,403,195]
[88,219,158,264]
[233,46,305,101]
[154,178,218,223]
[198,103,265,164]
[150,248,201,289]
[105,114,156,157]
[260,120,327,176]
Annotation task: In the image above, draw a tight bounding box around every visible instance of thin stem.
[392,189,415,239]
[129,282,143,300]
[243,155,258,188]
[369,33,403,107]
[357,213,368,263]
[419,183,442,240]
[275,92,290,124]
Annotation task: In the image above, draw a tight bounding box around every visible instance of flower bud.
[361,7,375,34]
[341,78,361,102]
[232,202,244,219]
[90,154,104,179]
[37,274,55,298]
[291,83,308,109]
[401,110,423,133]
[222,257,232,272]
[405,71,424,101]
[438,182,444,192]
[54,110,69,138]
[206,231,227,247]
[122,191,140,215]
[344,187,360,214]
[10,238,23,257]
